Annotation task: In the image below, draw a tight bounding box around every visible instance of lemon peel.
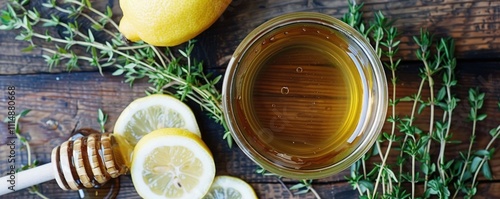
[119,0,231,46]
[131,128,215,199]
[113,94,200,147]
[203,175,258,199]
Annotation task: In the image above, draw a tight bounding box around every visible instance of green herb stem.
[436,39,456,186]
[437,70,454,183]
[411,149,416,199]
[38,18,89,40]
[116,44,151,50]
[49,3,117,38]
[4,0,232,170]
[398,77,425,186]
[310,187,321,199]
[485,127,500,150]
[372,21,399,198]
[8,110,49,198]
[41,48,93,62]
[419,43,438,194]
[458,104,478,182]
[79,12,117,37]
[31,32,156,71]
[469,157,486,193]
[466,132,497,198]
[152,46,167,68]
[354,183,365,196]
[65,0,120,30]
[33,31,222,112]
[32,191,50,199]
[469,127,499,190]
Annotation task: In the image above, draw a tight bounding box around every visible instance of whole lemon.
[119,0,231,46]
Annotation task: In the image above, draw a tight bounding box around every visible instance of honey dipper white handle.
[0,163,54,196]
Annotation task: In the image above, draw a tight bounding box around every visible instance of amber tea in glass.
[223,12,387,179]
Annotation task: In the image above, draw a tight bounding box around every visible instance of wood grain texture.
[1,0,500,74]
[0,0,120,74]
[1,0,500,198]
[0,61,499,198]
[199,0,500,68]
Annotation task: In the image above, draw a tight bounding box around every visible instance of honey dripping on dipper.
[68,128,129,198]
[0,128,133,198]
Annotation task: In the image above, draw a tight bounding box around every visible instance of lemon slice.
[131,128,215,199]
[203,176,258,199]
[114,94,200,146]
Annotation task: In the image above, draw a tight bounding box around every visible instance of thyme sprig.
[3,0,499,198]
[97,108,107,133]
[343,1,499,199]
[3,110,49,199]
[256,167,321,198]
[0,0,231,146]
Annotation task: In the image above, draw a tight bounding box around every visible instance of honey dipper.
[0,128,132,195]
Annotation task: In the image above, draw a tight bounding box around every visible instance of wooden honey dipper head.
[51,128,132,190]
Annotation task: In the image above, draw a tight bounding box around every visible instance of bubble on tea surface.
[281,87,289,95]
[296,67,303,73]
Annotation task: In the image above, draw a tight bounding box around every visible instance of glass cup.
[222,12,387,179]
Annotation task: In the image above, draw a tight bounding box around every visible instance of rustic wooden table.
[0,0,499,198]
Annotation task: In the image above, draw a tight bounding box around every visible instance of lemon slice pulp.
[131,128,215,199]
[203,175,258,199]
[114,94,200,146]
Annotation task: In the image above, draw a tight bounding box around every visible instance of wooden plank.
[2,175,500,198]
[0,61,499,197]
[1,0,500,74]
[0,0,119,74]
[198,0,500,68]
[378,62,500,181]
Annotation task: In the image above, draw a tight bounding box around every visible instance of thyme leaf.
[1,0,231,147]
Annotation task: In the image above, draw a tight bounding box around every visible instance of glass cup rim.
[222,12,388,179]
